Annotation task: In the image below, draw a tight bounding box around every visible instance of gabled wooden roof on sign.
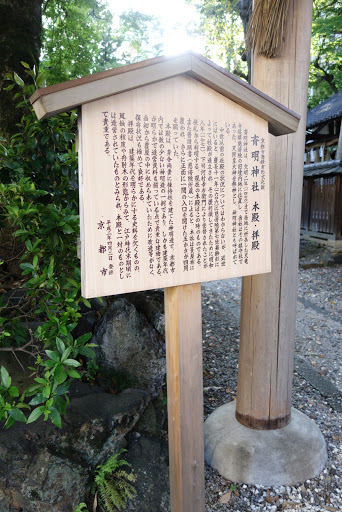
[30,52,300,136]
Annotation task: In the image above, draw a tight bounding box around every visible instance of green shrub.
[0,66,96,429]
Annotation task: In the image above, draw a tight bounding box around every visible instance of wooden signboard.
[30,53,300,512]
[79,75,270,298]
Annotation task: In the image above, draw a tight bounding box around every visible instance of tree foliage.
[188,0,248,80]
[308,0,342,109]
[189,0,342,107]
[114,10,163,66]
[0,0,42,137]
[41,0,116,83]
[41,0,163,85]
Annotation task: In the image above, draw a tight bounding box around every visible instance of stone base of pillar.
[204,402,327,486]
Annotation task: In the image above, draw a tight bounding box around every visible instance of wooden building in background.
[301,91,342,248]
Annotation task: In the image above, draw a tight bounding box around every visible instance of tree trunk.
[0,0,42,138]
[236,0,313,429]
[237,0,252,82]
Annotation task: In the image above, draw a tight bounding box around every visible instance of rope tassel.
[246,0,291,58]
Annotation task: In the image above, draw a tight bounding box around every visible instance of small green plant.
[74,503,89,512]
[92,449,137,512]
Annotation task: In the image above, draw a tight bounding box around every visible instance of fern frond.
[99,481,125,512]
[73,503,89,512]
[93,449,136,512]
[115,470,136,482]
[95,451,129,480]
[118,471,136,483]
[115,478,137,504]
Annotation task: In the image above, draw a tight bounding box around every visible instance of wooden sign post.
[165,283,204,510]
[30,53,299,511]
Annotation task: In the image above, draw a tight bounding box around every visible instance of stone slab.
[294,356,342,398]
[204,402,327,486]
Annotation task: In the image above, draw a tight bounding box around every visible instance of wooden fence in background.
[301,174,342,240]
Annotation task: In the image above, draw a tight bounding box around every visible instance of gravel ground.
[201,242,342,511]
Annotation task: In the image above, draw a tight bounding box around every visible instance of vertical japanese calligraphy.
[80,76,270,297]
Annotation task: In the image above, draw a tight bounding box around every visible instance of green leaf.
[82,298,91,308]
[40,134,49,145]
[1,366,11,389]
[67,369,81,379]
[35,73,45,87]
[61,347,72,362]
[53,395,66,414]
[54,365,67,385]
[49,407,61,428]
[47,256,54,278]
[56,338,65,355]
[44,359,57,368]
[55,382,69,396]
[8,407,26,422]
[5,416,16,429]
[42,385,51,399]
[35,377,47,385]
[45,350,60,362]
[29,393,45,406]
[20,61,31,69]
[67,278,78,287]
[46,398,53,408]
[58,324,68,336]
[79,346,95,360]
[25,383,41,396]
[13,72,24,88]
[76,333,92,344]
[16,402,30,409]
[21,267,34,276]
[61,224,74,234]
[27,407,44,424]
[20,262,34,271]
[63,359,81,368]
[3,83,15,91]
[63,132,75,142]
[8,386,19,397]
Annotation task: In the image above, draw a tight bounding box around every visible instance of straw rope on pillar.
[246,0,291,59]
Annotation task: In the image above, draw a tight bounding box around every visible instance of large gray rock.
[125,435,170,512]
[0,422,89,512]
[20,450,90,512]
[121,290,165,338]
[93,298,166,398]
[50,388,150,466]
[0,386,150,511]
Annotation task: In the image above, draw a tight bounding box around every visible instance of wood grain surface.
[165,283,204,511]
[236,0,313,429]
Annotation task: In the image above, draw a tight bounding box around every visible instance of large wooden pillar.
[236,0,313,429]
